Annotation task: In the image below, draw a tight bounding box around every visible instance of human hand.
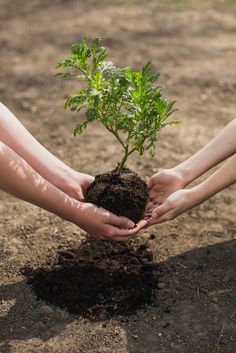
[146,189,193,226]
[74,202,147,241]
[55,169,94,201]
[146,168,186,217]
[148,168,186,205]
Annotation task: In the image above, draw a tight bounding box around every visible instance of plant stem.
[117,147,129,173]
[117,142,136,173]
[105,126,126,149]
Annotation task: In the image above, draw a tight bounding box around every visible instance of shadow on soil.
[0,239,235,352]
[25,239,158,318]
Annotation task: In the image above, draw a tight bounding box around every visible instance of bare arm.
[148,153,236,225]
[188,152,236,207]
[0,102,93,200]
[148,118,236,206]
[0,141,146,240]
[173,118,236,185]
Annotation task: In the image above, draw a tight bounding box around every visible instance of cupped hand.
[148,168,186,206]
[57,169,94,201]
[75,202,147,241]
[146,189,192,226]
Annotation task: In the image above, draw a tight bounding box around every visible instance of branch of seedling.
[56,37,180,174]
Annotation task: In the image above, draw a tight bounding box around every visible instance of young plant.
[56,37,179,173]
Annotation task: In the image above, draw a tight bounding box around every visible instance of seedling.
[56,37,178,173]
[56,38,179,222]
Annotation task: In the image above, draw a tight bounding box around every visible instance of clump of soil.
[85,168,148,223]
[25,239,159,320]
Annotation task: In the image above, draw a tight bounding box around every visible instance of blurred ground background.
[0,1,236,352]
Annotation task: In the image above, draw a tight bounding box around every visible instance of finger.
[145,216,164,227]
[149,189,165,202]
[70,188,85,202]
[147,176,156,189]
[144,215,152,221]
[116,220,147,236]
[136,219,148,228]
[99,218,147,242]
[151,202,171,219]
[78,194,85,202]
[148,184,161,193]
[83,177,95,191]
[146,202,160,216]
[105,220,147,240]
[151,213,173,224]
[147,179,152,189]
[142,221,151,228]
[145,212,152,218]
[151,183,163,190]
[147,201,159,209]
[146,200,154,211]
[145,218,158,227]
[107,214,135,229]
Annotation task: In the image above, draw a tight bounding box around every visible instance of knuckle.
[168,199,175,208]
[106,229,114,238]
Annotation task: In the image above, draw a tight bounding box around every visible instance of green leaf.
[56,37,180,168]
[55,72,74,78]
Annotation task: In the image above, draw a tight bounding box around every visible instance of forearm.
[0,141,80,222]
[0,102,73,187]
[188,153,236,207]
[0,141,144,240]
[174,118,236,185]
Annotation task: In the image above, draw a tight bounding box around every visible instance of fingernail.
[128,221,135,228]
[139,220,147,227]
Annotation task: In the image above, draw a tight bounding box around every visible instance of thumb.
[73,191,85,202]
[151,202,170,219]
[76,191,85,201]
[147,176,155,189]
[63,184,85,201]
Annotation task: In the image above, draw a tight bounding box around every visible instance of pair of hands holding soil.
[0,102,155,241]
[1,102,236,242]
[0,103,141,241]
[72,167,187,240]
[62,112,236,242]
[59,115,236,241]
[0,102,188,242]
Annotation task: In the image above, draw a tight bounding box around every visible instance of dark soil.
[85,168,148,223]
[25,239,158,319]
[1,0,236,352]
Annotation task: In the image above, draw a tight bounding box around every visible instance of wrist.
[173,163,196,188]
[171,166,190,187]
[47,164,74,190]
[186,183,208,208]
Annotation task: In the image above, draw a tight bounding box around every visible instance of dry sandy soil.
[0,1,236,352]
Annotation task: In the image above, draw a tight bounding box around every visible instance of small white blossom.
[99,61,115,72]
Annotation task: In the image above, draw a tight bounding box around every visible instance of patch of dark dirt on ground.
[24,239,158,319]
[16,239,236,353]
[1,0,236,352]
